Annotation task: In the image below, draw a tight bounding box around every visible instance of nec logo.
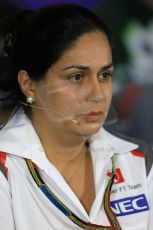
[107,168,124,184]
[111,194,149,216]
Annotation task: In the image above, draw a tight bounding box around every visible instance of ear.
[18,70,36,100]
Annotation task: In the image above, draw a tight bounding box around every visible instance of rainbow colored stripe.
[26,156,122,230]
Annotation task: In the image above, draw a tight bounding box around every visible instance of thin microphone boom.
[19,102,79,124]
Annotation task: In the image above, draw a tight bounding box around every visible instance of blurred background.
[0,0,153,146]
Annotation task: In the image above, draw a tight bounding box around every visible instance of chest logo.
[107,168,125,184]
[111,194,149,216]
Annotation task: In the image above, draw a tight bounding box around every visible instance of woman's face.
[34,32,113,136]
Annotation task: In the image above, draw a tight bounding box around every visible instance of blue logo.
[111,194,149,216]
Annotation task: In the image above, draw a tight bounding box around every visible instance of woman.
[0,4,152,230]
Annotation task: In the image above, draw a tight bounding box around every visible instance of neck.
[30,111,89,172]
[30,111,96,210]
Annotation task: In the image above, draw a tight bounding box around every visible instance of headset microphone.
[19,102,79,125]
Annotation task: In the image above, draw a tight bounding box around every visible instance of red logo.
[107,168,124,184]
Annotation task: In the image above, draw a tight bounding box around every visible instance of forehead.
[51,32,112,70]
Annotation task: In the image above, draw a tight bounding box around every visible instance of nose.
[86,76,104,103]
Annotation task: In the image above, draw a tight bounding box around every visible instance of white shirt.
[0,108,153,230]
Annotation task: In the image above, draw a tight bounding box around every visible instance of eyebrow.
[62,63,114,71]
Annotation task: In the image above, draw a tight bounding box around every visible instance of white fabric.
[0,108,152,230]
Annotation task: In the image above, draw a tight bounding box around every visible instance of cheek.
[52,90,80,114]
[107,86,112,102]
[102,83,112,104]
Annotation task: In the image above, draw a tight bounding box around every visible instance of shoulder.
[0,151,27,182]
[105,126,153,176]
[0,151,8,179]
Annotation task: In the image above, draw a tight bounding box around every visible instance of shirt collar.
[88,126,138,162]
[0,108,49,170]
[0,108,138,169]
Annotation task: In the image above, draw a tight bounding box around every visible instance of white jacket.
[0,108,152,230]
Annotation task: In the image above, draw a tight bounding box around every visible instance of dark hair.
[0,4,112,103]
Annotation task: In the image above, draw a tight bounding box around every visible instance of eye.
[68,73,83,83]
[98,71,113,81]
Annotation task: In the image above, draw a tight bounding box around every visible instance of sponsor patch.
[107,168,124,184]
[111,194,149,216]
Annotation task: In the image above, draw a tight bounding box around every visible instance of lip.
[87,111,103,116]
[84,111,103,122]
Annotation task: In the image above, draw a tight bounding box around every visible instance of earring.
[26,96,33,104]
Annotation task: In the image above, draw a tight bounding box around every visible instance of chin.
[75,122,103,138]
